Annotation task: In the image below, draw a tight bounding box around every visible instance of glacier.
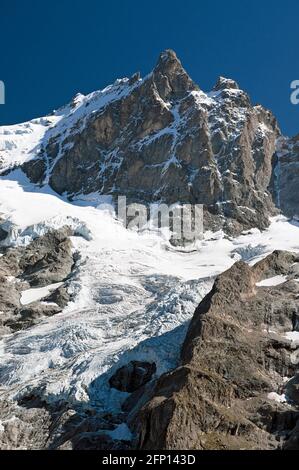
[0,169,299,418]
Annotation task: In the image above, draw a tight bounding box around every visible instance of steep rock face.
[19,50,280,234]
[272,135,299,218]
[135,251,299,450]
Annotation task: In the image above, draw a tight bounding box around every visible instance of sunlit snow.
[256,275,288,287]
[20,283,63,306]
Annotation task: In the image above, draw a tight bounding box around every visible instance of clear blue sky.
[0,0,298,136]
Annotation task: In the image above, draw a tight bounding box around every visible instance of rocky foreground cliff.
[131,251,299,450]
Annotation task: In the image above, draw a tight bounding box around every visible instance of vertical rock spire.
[152,49,198,101]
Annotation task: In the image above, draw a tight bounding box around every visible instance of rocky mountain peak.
[213,76,240,91]
[152,49,198,100]
[0,49,298,235]
[154,49,183,75]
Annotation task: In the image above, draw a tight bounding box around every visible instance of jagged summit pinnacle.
[153,49,185,77]
[157,49,180,64]
[152,49,198,100]
[213,76,240,91]
[128,71,141,85]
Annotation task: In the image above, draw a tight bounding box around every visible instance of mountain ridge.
[0,49,298,235]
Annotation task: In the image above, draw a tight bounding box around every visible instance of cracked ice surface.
[0,172,299,413]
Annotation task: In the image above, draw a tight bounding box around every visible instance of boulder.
[109,361,156,393]
[0,227,75,336]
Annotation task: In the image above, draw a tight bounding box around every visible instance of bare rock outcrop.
[0,228,75,336]
[134,251,299,450]
[109,361,156,393]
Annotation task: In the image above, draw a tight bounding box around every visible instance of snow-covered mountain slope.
[0,117,54,172]
[0,79,140,175]
[0,171,299,419]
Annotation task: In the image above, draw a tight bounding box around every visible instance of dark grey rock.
[0,227,75,336]
[271,135,299,219]
[45,285,71,308]
[286,375,299,405]
[17,228,74,287]
[109,361,156,393]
